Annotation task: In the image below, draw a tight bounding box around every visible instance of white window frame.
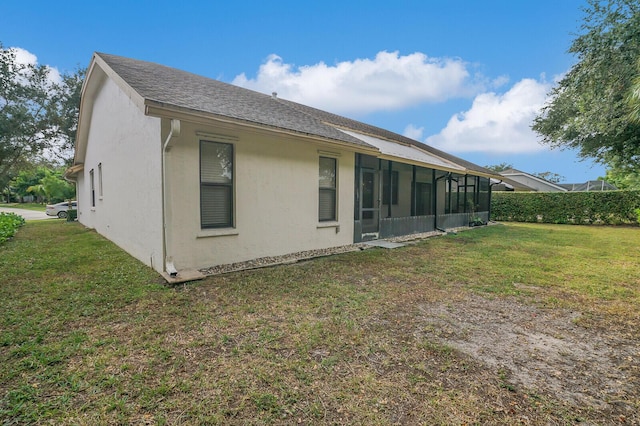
[98,163,103,199]
[319,156,337,222]
[200,140,234,229]
[89,169,95,208]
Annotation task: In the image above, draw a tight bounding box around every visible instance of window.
[89,169,95,207]
[319,157,337,221]
[98,163,103,198]
[200,141,233,228]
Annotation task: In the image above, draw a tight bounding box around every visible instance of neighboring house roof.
[490,176,537,191]
[76,52,498,178]
[558,181,618,191]
[499,168,568,192]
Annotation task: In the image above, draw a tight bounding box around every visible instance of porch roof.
[338,129,465,173]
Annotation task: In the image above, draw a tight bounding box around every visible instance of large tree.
[0,43,84,191]
[601,162,640,189]
[50,68,85,162]
[532,0,640,169]
[629,59,640,122]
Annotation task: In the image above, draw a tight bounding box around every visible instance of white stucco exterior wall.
[78,76,164,271]
[164,121,356,271]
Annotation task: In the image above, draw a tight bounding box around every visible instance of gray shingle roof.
[96,52,495,175]
[97,53,367,148]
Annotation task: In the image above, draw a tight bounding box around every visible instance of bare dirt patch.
[414,286,639,422]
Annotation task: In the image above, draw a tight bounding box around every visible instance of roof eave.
[73,53,148,167]
[143,101,380,154]
[64,163,84,181]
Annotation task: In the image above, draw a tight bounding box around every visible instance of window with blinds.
[200,141,233,228]
[319,157,337,221]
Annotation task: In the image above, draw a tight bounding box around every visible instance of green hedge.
[491,190,640,225]
[0,212,26,244]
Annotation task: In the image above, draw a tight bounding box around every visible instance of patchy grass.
[428,224,640,320]
[0,221,638,424]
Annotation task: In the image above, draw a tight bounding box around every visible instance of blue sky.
[2,0,605,182]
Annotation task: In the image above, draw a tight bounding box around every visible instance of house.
[66,52,499,280]
[492,169,617,192]
[490,176,537,192]
[496,169,568,192]
[559,181,617,191]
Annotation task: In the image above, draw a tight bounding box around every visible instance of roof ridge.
[94,52,371,148]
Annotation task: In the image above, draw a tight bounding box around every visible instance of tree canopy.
[532,171,565,184]
[532,0,640,170]
[3,165,75,203]
[600,162,640,189]
[0,42,84,192]
[629,58,640,123]
[484,163,513,173]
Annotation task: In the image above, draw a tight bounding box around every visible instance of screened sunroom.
[353,153,491,242]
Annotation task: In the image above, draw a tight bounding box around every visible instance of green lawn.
[0,202,46,212]
[1,221,638,424]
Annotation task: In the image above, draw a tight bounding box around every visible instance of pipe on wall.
[162,119,181,277]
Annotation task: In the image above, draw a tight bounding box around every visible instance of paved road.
[0,207,54,221]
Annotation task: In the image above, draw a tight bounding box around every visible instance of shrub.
[0,212,26,244]
[66,209,77,222]
[491,190,640,225]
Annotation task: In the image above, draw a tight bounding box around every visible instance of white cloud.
[491,74,510,88]
[403,124,424,140]
[232,52,554,156]
[12,47,38,67]
[425,77,551,154]
[9,46,62,86]
[232,51,482,115]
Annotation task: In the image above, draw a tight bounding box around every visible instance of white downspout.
[162,119,181,277]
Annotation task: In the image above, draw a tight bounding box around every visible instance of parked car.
[45,201,77,218]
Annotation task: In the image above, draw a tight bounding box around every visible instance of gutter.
[64,164,84,181]
[162,119,181,277]
[144,103,380,156]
